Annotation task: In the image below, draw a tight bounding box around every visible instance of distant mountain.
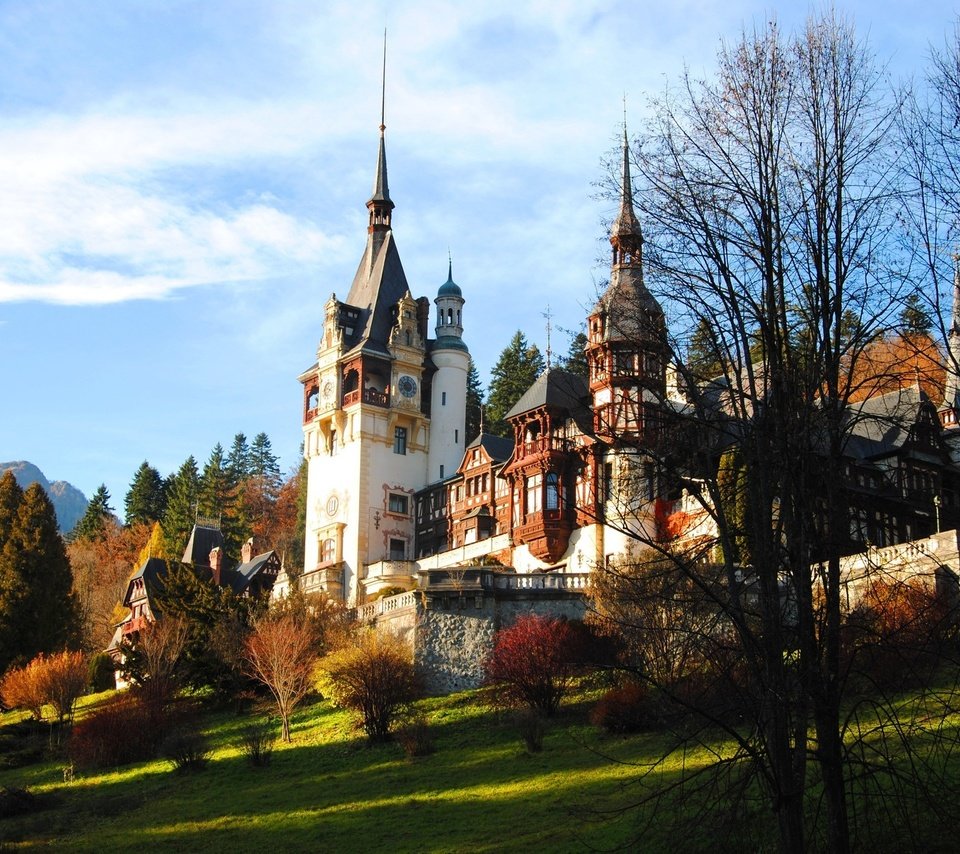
[0,461,88,534]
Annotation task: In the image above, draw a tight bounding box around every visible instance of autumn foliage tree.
[484,615,577,717]
[319,631,419,742]
[244,612,319,742]
[1,650,88,724]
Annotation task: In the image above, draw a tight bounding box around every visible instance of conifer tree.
[562,330,589,379]
[161,456,200,561]
[486,331,544,437]
[0,482,77,670]
[72,484,115,542]
[226,433,253,481]
[124,461,166,526]
[465,358,485,442]
[200,443,246,556]
[250,433,281,493]
[0,471,23,546]
[899,291,933,336]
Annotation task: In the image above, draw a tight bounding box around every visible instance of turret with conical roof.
[434,257,467,351]
[586,122,667,444]
[429,258,469,482]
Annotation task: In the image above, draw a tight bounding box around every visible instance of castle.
[289,114,960,622]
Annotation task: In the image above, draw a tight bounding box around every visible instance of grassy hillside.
[0,688,718,853]
[0,684,956,852]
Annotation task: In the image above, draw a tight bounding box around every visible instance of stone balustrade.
[356,590,419,622]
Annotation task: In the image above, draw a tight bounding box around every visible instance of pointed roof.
[465,432,514,463]
[505,367,592,429]
[946,255,960,408]
[590,124,663,337]
[368,127,394,210]
[612,125,642,244]
[344,229,410,356]
[182,521,224,567]
[438,257,462,298]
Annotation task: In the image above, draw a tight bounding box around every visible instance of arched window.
[447,308,453,323]
[321,538,336,564]
[545,472,559,511]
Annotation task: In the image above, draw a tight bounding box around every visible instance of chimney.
[241,537,254,565]
[209,547,223,585]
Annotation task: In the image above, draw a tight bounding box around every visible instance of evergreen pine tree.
[486,331,545,437]
[899,292,933,336]
[72,484,115,541]
[250,433,281,492]
[200,444,246,556]
[124,461,166,526]
[562,330,589,379]
[0,471,23,546]
[465,358,485,442]
[0,482,77,670]
[226,433,253,481]
[161,456,200,561]
[687,317,723,381]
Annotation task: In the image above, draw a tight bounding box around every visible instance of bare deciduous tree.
[244,612,319,742]
[586,12,960,853]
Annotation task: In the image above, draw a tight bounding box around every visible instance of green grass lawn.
[0,689,725,853]
[0,684,957,853]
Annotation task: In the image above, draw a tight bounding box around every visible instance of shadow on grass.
[2,686,959,853]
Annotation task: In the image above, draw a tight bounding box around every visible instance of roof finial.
[544,304,553,372]
[479,404,485,435]
[448,247,453,281]
[380,29,387,134]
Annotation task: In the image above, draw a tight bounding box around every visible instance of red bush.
[484,614,576,716]
[69,694,185,769]
[843,579,954,688]
[590,683,654,733]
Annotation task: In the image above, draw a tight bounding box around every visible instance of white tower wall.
[428,348,469,483]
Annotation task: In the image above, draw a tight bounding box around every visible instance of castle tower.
[299,111,435,605]
[586,124,666,446]
[297,71,468,604]
[428,259,469,482]
[945,256,960,415]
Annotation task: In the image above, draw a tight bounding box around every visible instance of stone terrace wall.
[368,572,588,694]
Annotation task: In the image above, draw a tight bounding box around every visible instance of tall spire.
[367,30,394,233]
[946,253,960,409]
[611,115,643,267]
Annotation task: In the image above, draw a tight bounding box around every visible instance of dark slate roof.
[437,260,462,297]
[843,385,924,459]
[122,556,167,607]
[343,230,410,356]
[226,551,280,595]
[467,432,515,462]
[182,523,225,567]
[505,368,592,425]
[590,267,664,341]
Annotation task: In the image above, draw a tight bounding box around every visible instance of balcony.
[342,388,391,408]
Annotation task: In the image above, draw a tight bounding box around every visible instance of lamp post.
[934,494,942,535]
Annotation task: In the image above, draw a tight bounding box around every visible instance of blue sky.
[1,0,957,506]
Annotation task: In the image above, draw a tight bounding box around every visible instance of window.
[388,493,409,515]
[389,538,406,560]
[394,426,407,455]
[442,391,447,405]
[455,429,459,443]
[545,472,559,511]
[525,473,542,515]
[440,465,444,478]
[321,537,336,564]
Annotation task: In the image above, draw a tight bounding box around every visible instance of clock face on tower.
[398,375,417,398]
